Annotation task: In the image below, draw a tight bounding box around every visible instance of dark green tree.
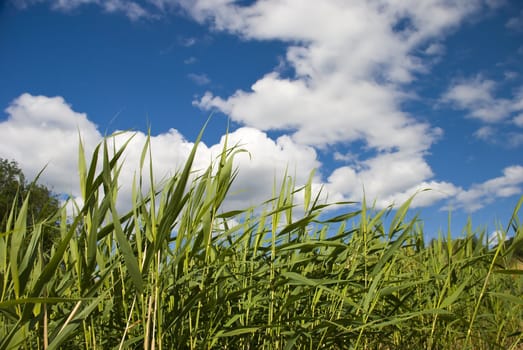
[0,158,24,226]
[0,158,61,251]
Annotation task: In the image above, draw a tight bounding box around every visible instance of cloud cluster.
[442,75,523,146]
[0,94,322,213]
[178,0,502,209]
[2,93,521,215]
[0,93,101,194]
[442,76,523,123]
[453,165,523,212]
[324,152,460,208]
[6,1,522,213]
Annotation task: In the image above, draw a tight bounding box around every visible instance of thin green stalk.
[464,231,505,346]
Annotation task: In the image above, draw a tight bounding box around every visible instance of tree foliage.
[0,158,60,236]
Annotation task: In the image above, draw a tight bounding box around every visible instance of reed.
[0,127,521,349]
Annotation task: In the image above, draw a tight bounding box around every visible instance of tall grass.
[0,129,522,349]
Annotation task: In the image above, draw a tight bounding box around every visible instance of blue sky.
[1,0,523,239]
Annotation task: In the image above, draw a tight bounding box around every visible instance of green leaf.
[440,278,470,309]
[110,200,143,294]
[217,327,259,337]
[304,168,316,213]
[10,192,30,298]
[489,292,523,305]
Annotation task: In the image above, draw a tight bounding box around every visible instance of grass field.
[1,130,522,349]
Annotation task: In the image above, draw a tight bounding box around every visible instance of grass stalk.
[0,126,521,349]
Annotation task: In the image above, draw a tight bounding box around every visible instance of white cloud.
[102,0,151,20]
[506,10,523,31]
[50,0,99,11]
[442,76,523,123]
[188,73,211,86]
[179,37,197,47]
[472,125,523,148]
[453,166,523,212]
[181,0,498,211]
[196,75,439,152]
[424,42,446,56]
[0,94,323,213]
[182,0,479,129]
[487,230,508,248]
[207,127,322,210]
[11,0,152,20]
[1,93,520,215]
[506,132,523,147]
[443,83,523,147]
[0,93,101,194]
[6,0,521,214]
[184,57,198,64]
[514,113,523,127]
[384,181,460,209]
[474,125,496,141]
[484,0,506,9]
[512,88,523,111]
[325,151,459,208]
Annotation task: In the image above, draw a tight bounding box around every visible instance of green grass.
[1,129,522,349]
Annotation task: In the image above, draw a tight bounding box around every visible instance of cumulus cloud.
[0,93,101,194]
[207,127,322,210]
[180,0,499,210]
[0,94,323,213]
[186,0,474,154]
[442,76,523,123]
[196,75,439,152]
[442,80,523,147]
[452,166,523,212]
[325,151,460,209]
[6,1,521,213]
[1,93,520,214]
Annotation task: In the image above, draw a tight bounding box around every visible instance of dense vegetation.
[0,158,60,232]
[0,129,522,349]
